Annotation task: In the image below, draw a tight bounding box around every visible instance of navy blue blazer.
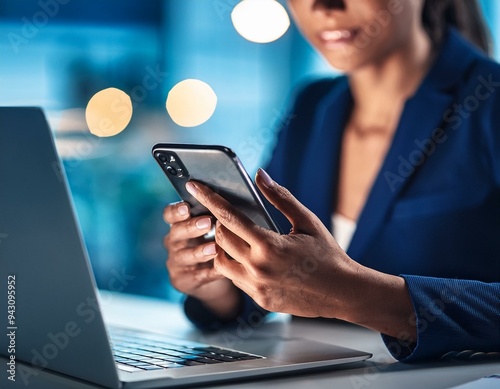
[185,29,500,362]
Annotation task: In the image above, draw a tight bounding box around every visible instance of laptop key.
[116,363,143,372]
[141,365,165,370]
[126,360,151,366]
[182,360,206,366]
[155,362,184,368]
[237,356,262,360]
[193,346,224,353]
[204,355,237,362]
[156,356,186,364]
[127,355,151,361]
[197,358,224,364]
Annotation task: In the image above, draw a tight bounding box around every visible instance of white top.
[332,213,357,251]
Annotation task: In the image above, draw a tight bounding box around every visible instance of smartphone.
[152,143,281,233]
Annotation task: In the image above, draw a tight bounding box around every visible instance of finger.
[167,215,213,243]
[170,242,218,267]
[255,169,317,234]
[213,250,247,282]
[210,255,259,304]
[214,221,251,262]
[167,254,213,274]
[163,201,191,224]
[171,266,225,293]
[185,181,267,245]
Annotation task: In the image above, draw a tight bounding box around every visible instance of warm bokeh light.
[166,79,217,127]
[85,87,133,137]
[231,0,290,44]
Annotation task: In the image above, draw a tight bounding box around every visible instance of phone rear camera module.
[166,166,178,176]
[157,153,167,163]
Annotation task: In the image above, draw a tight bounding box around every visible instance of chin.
[320,47,379,74]
[323,56,364,73]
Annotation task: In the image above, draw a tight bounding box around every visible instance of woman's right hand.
[163,201,241,320]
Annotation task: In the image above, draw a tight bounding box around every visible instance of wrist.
[198,284,242,321]
[324,261,416,341]
[320,259,367,321]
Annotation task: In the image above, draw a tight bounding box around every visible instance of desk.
[4,291,499,389]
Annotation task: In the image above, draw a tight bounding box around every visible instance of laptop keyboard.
[109,327,264,373]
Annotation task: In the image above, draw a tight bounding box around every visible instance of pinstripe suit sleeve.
[382,276,500,362]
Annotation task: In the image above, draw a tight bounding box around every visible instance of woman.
[163,0,500,362]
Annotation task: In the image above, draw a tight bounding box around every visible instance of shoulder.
[451,35,500,103]
[464,56,500,94]
[457,50,500,185]
[441,35,500,131]
[462,54,500,124]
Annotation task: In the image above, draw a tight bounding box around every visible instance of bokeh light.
[231,0,290,44]
[166,79,217,127]
[85,87,133,137]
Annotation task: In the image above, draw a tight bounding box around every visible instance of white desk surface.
[7,291,499,389]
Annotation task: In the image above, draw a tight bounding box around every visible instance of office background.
[1,0,499,301]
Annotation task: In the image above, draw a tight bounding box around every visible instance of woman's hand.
[162,202,241,320]
[184,169,416,341]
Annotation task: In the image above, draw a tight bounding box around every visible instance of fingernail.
[196,217,212,230]
[185,181,197,196]
[178,204,189,216]
[258,168,274,188]
[202,243,217,255]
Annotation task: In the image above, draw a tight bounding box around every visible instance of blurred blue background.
[1,0,498,301]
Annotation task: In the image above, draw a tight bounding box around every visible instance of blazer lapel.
[347,28,479,260]
[346,89,456,259]
[296,77,353,229]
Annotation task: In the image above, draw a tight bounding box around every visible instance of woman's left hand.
[184,168,363,320]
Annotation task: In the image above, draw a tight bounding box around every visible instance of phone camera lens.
[157,153,167,163]
[166,166,178,176]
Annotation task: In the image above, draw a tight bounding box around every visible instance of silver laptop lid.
[0,107,120,388]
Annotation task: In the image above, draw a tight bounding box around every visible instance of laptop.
[0,107,371,388]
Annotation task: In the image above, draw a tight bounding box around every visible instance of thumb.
[255,168,318,234]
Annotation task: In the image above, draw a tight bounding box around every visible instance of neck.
[348,29,433,131]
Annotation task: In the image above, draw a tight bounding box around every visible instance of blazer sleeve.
[382,276,500,362]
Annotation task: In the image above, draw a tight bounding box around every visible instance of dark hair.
[422,0,491,55]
